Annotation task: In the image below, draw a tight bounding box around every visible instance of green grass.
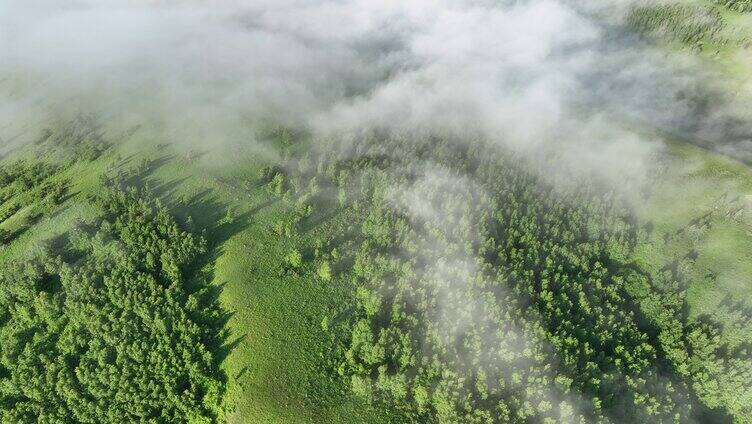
[637,139,752,328]
[215,212,393,423]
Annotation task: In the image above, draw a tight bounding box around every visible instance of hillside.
[2,1,752,423]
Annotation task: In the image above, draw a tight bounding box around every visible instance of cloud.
[0,0,749,203]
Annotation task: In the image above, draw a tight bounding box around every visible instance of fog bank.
[0,0,749,190]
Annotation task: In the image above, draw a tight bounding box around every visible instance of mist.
[2,0,750,192]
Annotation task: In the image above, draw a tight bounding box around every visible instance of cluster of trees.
[328,138,690,422]
[0,161,67,243]
[257,130,745,422]
[0,186,223,423]
[0,116,113,246]
[36,114,109,162]
[633,234,752,421]
[713,0,752,12]
[627,3,727,47]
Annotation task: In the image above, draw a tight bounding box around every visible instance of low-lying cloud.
[0,0,749,190]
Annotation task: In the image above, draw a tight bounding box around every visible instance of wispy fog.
[0,0,749,189]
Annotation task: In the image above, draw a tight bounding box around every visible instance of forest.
[0,0,752,423]
[254,131,746,423]
[0,183,223,422]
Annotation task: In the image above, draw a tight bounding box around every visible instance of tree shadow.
[300,208,340,233]
[216,333,247,367]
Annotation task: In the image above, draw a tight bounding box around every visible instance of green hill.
[2,1,752,423]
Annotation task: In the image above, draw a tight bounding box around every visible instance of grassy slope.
[133,139,403,423]
[0,127,398,423]
[629,1,752,371]
[634,139,752,420]
[638,140,752,312]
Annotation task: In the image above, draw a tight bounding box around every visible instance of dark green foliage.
[0,187,222,423]
[0,161,68,241]
[0,161,60,204]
